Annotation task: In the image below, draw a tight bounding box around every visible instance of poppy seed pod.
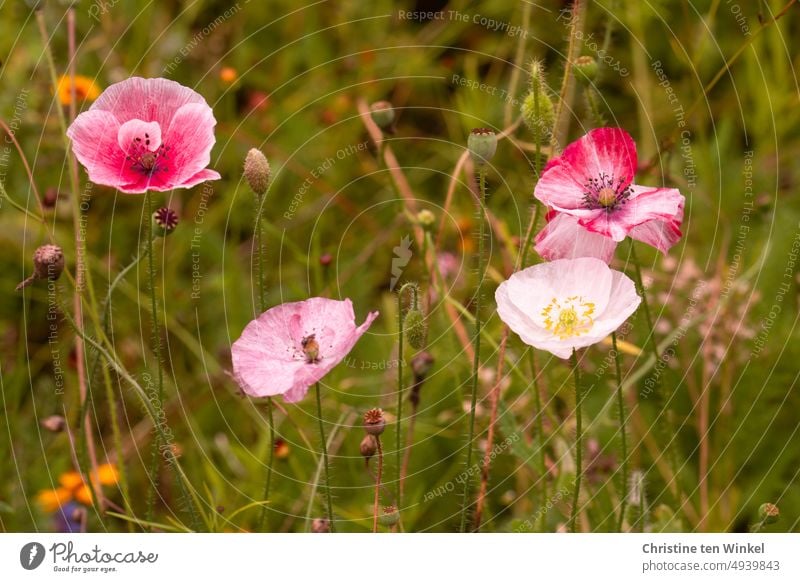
[574,55,599,84]
[152,207,179,237]
[363,408,386,436]
[369,101,395,130]
[243,148,271,195]
[467,128,497,165]
[758,503,779,525]
[379,505,400,527]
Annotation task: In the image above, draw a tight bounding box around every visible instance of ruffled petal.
[161,102,218,186]
[628,191,684,254]
[581,185,684,242]
[534,212,618,263]
[91,77,206,128]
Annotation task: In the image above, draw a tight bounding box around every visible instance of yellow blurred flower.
[58,470,83,490]
[57,75,101,106]
[73,484,94,506]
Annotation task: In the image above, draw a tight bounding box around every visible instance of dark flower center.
[582,173,632,211]
[125,132,170,176]
[301,334,321,364]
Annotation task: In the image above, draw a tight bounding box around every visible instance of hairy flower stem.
[459,166,487,532]
[35,8,104,510]
[396,282,418,514]
[373,436,383,533]
[315,382,335,532]
[144,191,165,526]
[253,187,275,532]
[569,350,583,533]
[612,332,628,532]
[529,349,548,531]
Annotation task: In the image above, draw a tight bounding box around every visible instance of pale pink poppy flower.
[495,257,640,359]
[231,298,379,402]
[534,210,618,263]
[66,77,221,193]
[534,128,684,253]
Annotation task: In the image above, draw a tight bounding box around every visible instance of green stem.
[315,382,335,532]
[459,166,487,532]
[144,192,164,526]
[528,349,547,531]
[256,397,275,531]
[612,332,628,532]
[253,186,276,532]
[396,291,405,510]
[569,350,583,533]
[628,242,659,363]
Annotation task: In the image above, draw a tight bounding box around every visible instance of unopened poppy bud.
[369,101,395,130]
[152,207,179,237]
[360,434,378,459]
[416,209,436,231]
[758,503,779,524]
[311,517,330,533]
[41,415,66,432]
[521,92,555,144]
[467,128,497,165]
[244,148,271,195]
[17,244,65,290]
[403,308,426,350]
[411,351,434,380]
[363,408,385,436]
[379,505,400,527]
[574,55,599,84]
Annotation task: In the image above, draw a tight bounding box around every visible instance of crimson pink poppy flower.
[495,257,640,359]
[231,298,379,402]
[534,128,684,254]
[534,210,618,264]
[66,77,221,193]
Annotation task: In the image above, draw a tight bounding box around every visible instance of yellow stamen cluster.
[541,296,595,339]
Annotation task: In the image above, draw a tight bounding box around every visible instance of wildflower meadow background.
[0,0,799,534]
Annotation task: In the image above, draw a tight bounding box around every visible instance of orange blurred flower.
[220,67,238,83]
[36,488,71,513]
[57,75,101,105]
[34,463,119,512]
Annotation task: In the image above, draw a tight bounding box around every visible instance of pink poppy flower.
[495,257,640,359]
[534,210,618,263]
[534,128,684,253]
[66,77,221,193]
[231,298,379,402]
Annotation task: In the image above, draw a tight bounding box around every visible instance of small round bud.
[360,434,378,459]
[467,128,497,165]
[41,415,66,433]
[244,148,271,195]
[758,503,779,524]
[319,253,333,267]
[416,209,436,231]
[411,351,434,379]
[34,244,65,281]
[521,92,555,144]
[152,207,179,237]
[378,505,400,527]
[363,408,385,436]
[43,187,60,209]
[369,101,395,130]
[311,517,330,533]
[403,308,426,350]
[574,55,599,84]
